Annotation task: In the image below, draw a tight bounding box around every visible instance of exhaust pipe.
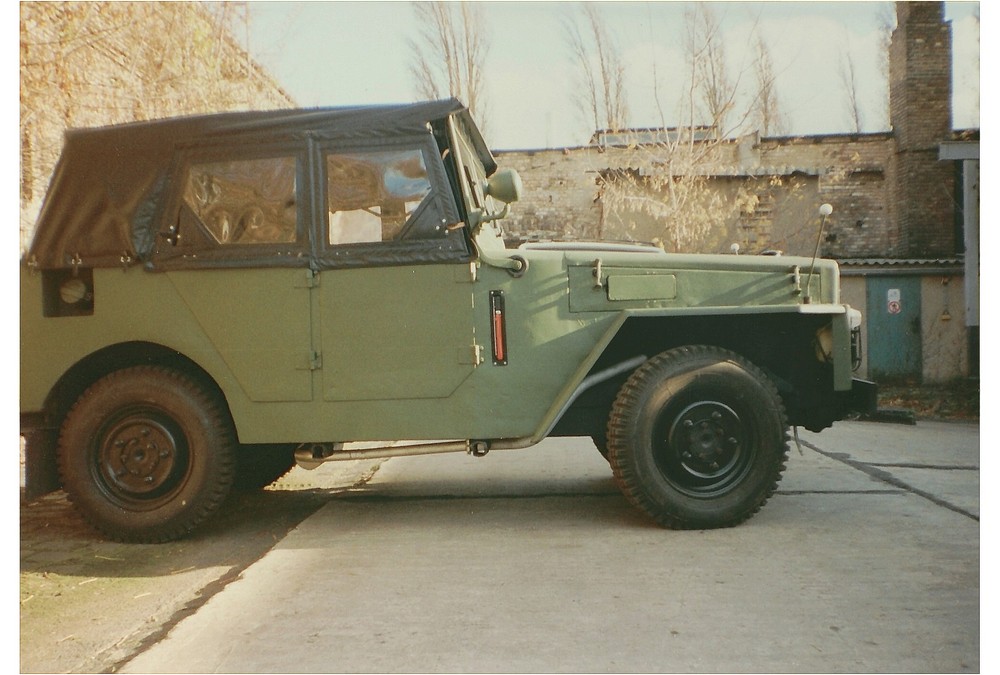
[293,439,524,469]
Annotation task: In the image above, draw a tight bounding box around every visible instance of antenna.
[803,203,833,304]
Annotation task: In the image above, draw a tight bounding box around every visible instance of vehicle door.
[314,138,479,404]
[156,145,315,402]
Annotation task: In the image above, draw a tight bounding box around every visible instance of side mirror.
[484,168,523,205]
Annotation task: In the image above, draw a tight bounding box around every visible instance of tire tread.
[607,345,789,529]
[57,365,237,543]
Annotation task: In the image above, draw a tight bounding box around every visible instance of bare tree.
[683,3,740,137]
[565,3,629,133]
[839,33,864,133]
[409,2,489,125]
[591,2,764,252]
[750,29,786,136]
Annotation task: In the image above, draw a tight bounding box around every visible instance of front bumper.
[847,377,878,415]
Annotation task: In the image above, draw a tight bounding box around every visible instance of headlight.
[814,324,834,363]
[848,307,862,330]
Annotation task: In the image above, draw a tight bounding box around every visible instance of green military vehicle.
[20,99,875,542]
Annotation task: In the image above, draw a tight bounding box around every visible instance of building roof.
[838,257,965,275]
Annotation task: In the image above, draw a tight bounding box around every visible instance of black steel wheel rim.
[653,399,754,498]
[93,407,191,507]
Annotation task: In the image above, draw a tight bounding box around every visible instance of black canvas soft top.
[26,98,494,269]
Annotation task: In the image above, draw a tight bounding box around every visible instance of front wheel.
[607,346,789,529]
[57,366,237,543]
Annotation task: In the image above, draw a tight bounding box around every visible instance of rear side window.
[326,149,432,245]
[183,156,298,245]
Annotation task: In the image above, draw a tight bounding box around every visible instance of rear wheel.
[607,346,789,529]
[57,366,237,543]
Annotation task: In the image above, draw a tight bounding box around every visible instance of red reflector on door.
[489,290,507,366]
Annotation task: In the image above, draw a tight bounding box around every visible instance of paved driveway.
[119,420,979,673]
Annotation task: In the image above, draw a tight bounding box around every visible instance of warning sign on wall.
[887,288,901,315]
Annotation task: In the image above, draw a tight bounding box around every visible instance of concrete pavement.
[120,420,980,673]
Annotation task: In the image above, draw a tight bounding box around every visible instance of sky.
[244,1,981,150]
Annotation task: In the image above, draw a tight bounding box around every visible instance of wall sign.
[887,288,902,315]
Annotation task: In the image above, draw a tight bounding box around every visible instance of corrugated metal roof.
[837,257,965,276]
[839,258,963,266]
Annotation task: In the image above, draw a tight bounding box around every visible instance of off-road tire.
[57,366,237,543]
[233,444,297,491]
[607,346,789,529]
[592,431,610,461]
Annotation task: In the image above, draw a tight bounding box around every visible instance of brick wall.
[890,1,955,257]
[499,132,897,258]
[759,134,897,258]
[498,148,606,242]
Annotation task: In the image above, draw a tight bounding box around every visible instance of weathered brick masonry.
[890,1,955,257]
[499,132,898,259]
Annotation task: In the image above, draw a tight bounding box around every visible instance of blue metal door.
[866,276,922,381]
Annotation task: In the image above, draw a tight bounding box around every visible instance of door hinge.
[296,269,320,288]
[455,262,478,283]
[297,351,323,371]
[459,343,484,366]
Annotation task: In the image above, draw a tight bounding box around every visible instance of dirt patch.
[19,460,381,674]
[876,379,980,422]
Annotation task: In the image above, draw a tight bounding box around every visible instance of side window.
[183,156,297,245]
[326,149,432,245]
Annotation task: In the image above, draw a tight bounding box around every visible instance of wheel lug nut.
[712,411,722,420]
[144,476,153,483]
[728,437,738,445]
[683,420,694,428]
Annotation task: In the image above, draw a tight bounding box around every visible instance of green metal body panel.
[167,269,314,402]
[318,265,476,402]
[20,267,274,412]
[20,246,854,445]
[20,102,862,458]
